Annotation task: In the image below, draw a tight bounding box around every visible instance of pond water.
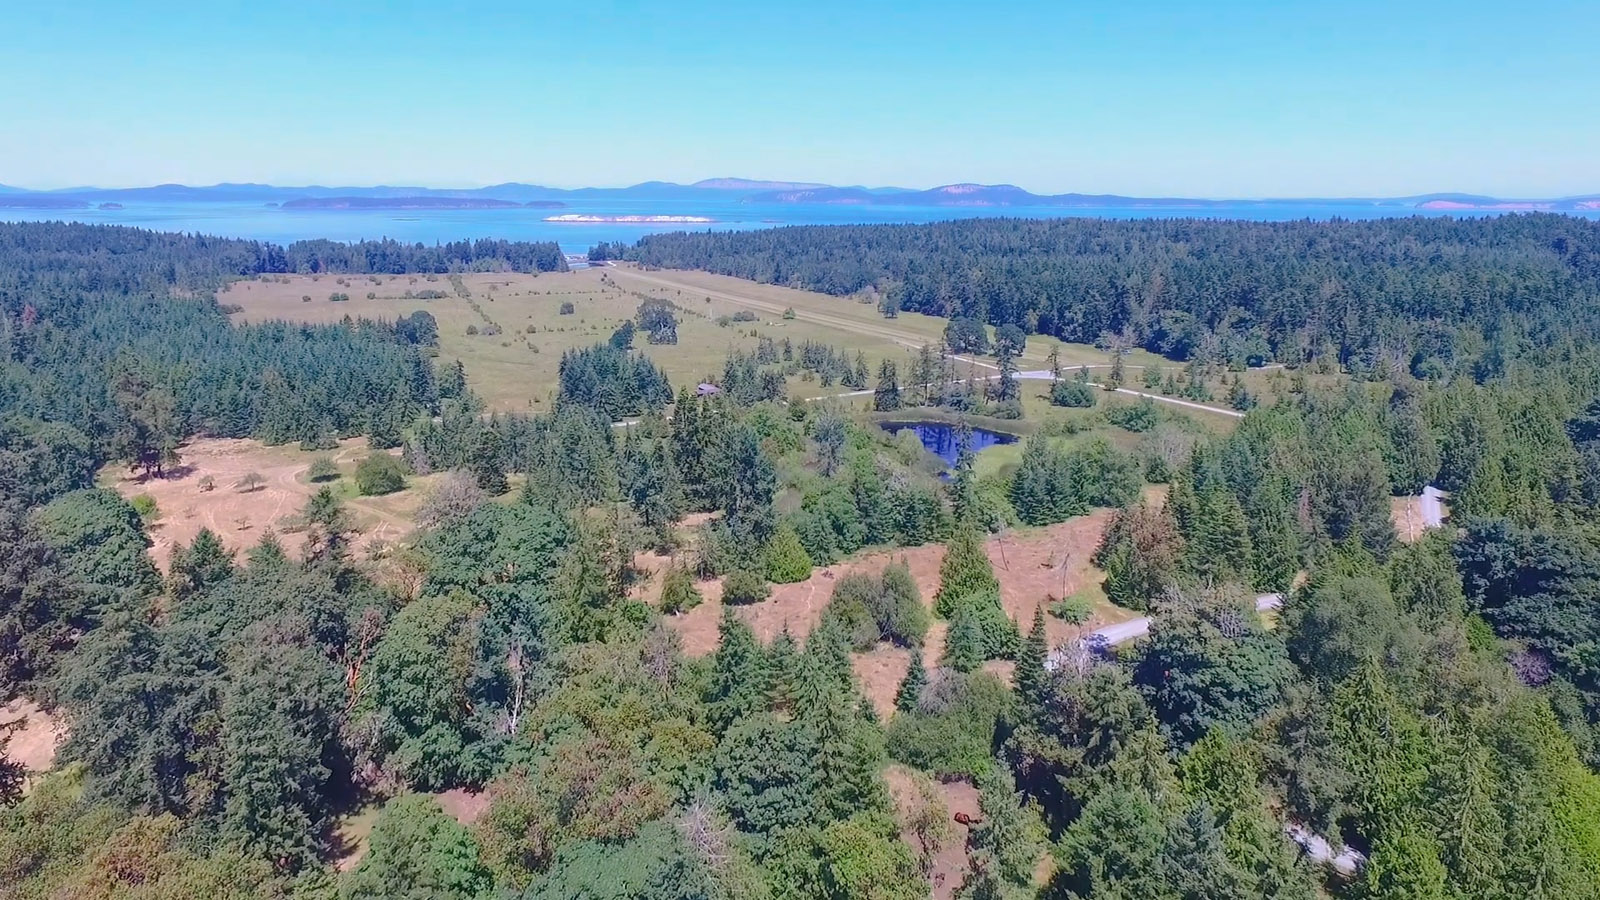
[881,421,1017,468]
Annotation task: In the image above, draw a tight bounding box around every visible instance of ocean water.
[3,199,1596,255]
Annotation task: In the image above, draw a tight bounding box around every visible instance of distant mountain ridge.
[279,196,564,210]
[1,179,1596,211]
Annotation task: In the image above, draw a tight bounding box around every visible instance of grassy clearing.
[221,267,1155,415]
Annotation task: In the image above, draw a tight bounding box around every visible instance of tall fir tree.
[895,647,928,713]
[708,609,768,733]
[1016,605,1049,706]
[934,525,999,618]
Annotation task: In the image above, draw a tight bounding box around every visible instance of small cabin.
[696,382,722,396]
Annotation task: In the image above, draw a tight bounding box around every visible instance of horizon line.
[3,177,1598,203]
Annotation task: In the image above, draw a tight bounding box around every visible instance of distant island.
[280,196,565,210]
[97,202,123,210]
[544,214,715,224]
[0,179,1596,212]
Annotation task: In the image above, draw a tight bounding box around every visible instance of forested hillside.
[0,223,564,504]
[629,215,1600,375]
[3,220,1600,899]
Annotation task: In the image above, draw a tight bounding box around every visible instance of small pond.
[880,421,1017,468]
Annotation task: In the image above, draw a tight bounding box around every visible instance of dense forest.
[628,215,1600,376]
[3,220,1600,899]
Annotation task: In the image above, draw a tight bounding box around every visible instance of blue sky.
[3,0,1596,196]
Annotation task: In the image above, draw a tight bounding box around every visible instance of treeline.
[629,214,1600,374]
[0,226,490,504]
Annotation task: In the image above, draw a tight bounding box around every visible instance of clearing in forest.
[1,698,60,787]
[650,509,1131,718]
[100,436,429,570]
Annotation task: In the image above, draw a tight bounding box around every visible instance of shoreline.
[543,213,717,224]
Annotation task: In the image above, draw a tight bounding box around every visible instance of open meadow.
[221,264,1222,416]
[99,436,437,571]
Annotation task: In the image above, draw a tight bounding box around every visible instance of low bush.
[721,569,770,606]
[886,671,1012,779]
[307,456,340,482]
[658,566,703,615]
[355,452,406,495]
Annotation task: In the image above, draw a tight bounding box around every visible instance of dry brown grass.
[1,698,60,789]
[655,509,1132,717]
[885,764,984,900]
[102,436,430,570]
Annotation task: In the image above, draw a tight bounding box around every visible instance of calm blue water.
[5,198,1592,255]
[883,421,1016,468]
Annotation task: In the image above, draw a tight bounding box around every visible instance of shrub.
[825,562,930,651]
[659,566,703,615]
[307,456,340,482]
[355,452,406,496]
[301,295,311,302]
[329,292,350,302]
[559,301,576,315]
[1106,399,1159,433]
[130,494,159,521]
[721,569,770,606]
[465,324,479,336]
[236,471,266,493]
[730,310,757,323]
[198,475,216,492]
[1050,380,1097,408]
[1050,591,1096,624]
[827,574,883,650]
[886,671,1012,779]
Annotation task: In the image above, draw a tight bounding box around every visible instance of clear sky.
[3,0,1596,197]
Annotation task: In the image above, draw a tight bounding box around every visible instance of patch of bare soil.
[435,787,489,824]
[1,698,61,787]
[105,437,416,570]
[886,764,982,900]
[854,646,913,720]
[1391,496,1426,543]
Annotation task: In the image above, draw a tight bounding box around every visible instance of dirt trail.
[886,765,983,899]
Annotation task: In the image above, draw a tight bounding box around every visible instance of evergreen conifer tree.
[709,608,767,732]
[874,359,903,412]
[895,647,928,713]
[658,565,702,615]
[470,427,508,495]
[1016,605,1049,705]
[934,525,999,618]
[944,611,986,673]
[765,524,815,584]
[1108,351,1126,390]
